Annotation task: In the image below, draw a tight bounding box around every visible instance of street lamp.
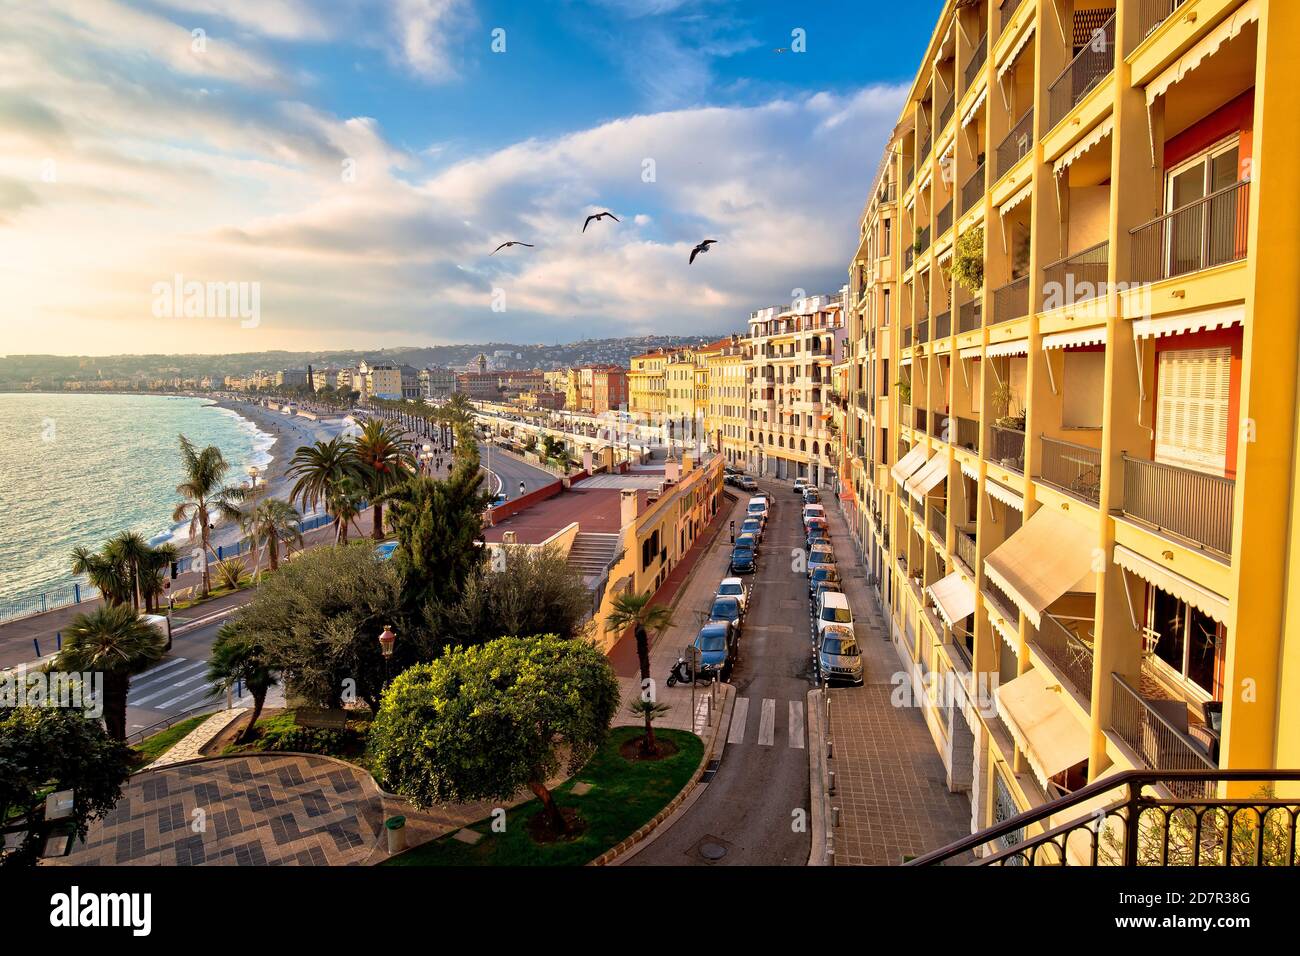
[246,464,261,490]
[379,624,396,687]
[421,443,434,475]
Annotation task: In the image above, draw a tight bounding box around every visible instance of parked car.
[807,546,836,578]
[740,517,764,542]
[816,591,855,641]
[802,503,826,530]
[811,579,844,605]
[805,528,831,551]
[736,476,758,492]
[693,621,738,679]
[735,531,760,555]
[716,576,750,613]
[805,516,828,538]
[746,496,770,524]
[730,544,756,574]
[793,477,809,495]
[708,595,744,634]
[817,624,864,685]
[808,565,841,596]
[803,488,821,505]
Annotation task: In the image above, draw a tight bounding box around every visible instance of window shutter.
[1155,347,1231,474]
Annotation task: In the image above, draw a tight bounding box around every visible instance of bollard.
[828,770,837,795]
[831,806,841,828]
[56,631,61,650]
[827,739,834,759]
[33,638,40,658]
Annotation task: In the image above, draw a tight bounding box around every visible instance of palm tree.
[286,437,354,529]
[172,435,246,597]
[350,419,415,539]
[104,531,153,610]
[70,544,131,607]
[138,542,179,613]
[237,496,302,575]
[57,604,167,740]
[605,591,674,754]
[207,623,278,741]
[327,476,366,543]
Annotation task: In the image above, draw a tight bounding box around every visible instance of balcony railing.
[905,163,916,189]
[956,530,977,573]
[919,130,932,162]
[1130,180,1251,285]
[934,310,951,339]
[1111,674,1217,796]
[996,108,1034,179]
[957,299,982,333]
[928,504,947,539]
[991,276,1029,325]
[1000,0,1026,31]
[916,224,931,254]
[1139,0,1188,39]
[1043,241,1109,304]
[902,324,913,348]
[1048,13,1116,129]
[961,163,985,215]
[915,317,930,345]
[904,245,916,270]
[936,200,953,236]
[1034,615,1095,705]
[964,34,988,92]
[1039,435,1102,505]
[983,577,1019,626]
[930,412,948,441]
[1121,454,1235,557]
[955,415,979,453]
[988,425,1025,473]
[915,407,929,433]
[937,97,954,133]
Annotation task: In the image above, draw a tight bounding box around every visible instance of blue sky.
[0,0,943,353]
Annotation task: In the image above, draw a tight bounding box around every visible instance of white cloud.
[388,0,474,82]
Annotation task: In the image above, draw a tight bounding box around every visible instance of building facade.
[628,350,669,424]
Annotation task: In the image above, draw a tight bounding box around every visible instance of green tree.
[286,437,355,543]
[327,476,366,544]
[172,434,246,597]
[604,591,674,754]
[56,604,168,740]
[0,708,133,867]
[368,635,619,834]
[70,544,131,607]
[237,496,302,575]
[351,419,416,540]
[206,622,278,740]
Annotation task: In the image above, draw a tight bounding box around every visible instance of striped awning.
[962,85,988,128]
[990,604,1019,649]
[985,479,1024,511]
[928,570,977,630]
[958,344,983,359]
[959,456,980,482]
[890,443,929,484]
[905,454,949,500]
[1053,117,1113,176]
[996,668,1091,790]
[1113,545,1231,625]
[996,18,1035,82]
[987,339,1029,358]
[999,180,1033,216]
[984,506,1095,629]
[1131,304,1244,340]
[1147,0,1260,106]
[937,244,955,266]
[1043,327,1107,350]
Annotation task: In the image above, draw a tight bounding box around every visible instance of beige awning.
[1113,545,1231,625]
[998,180,1033,216]
[984,506,1096,629]
[1146,0,1260,106]
[958,344,983,359]
[962,85,987,129]
[987,339,1029,358]
[990,605,1019,649]
[906,454,949,500]
[890,443,929,484]
[917,168,933,195]
[937,243,955,266]
[985,479,1024,511]
[996,19,1035,82]
[899,354,914,367]
[1053,117,1113,176]
[1043,327,1107,350]
[929,570,977,629]
[1131,304,1243,340]
[959,457,980,481]
[996,668,1092,790]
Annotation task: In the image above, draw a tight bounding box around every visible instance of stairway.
[566,532,620,577]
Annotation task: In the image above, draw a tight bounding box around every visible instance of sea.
[0,393,274,612]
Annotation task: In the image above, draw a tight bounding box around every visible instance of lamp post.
[246,464,262,492]
[379,624,396,688]
[421,443,434,476]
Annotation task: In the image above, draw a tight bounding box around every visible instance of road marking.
[130,665,210,706]
[728,697,750,744]
[788,701,805,749]
[757,698,776,746]
[154,683,218,711]
[128,659,208,696]
[125,657,194,685]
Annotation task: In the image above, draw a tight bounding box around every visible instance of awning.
[961,85,987,129]
[985,479,1024,511]
[959,457,980,481]
[1131,304,1243,340]
[986,339,1029,357]
[890,443,929,484]
[1146,0,1260,106]
[928,570,977,630]
[899,354,913,366]
[917,168,933,195]
[984,506,1096,629]
[996,19,1035,82]
[906,454,949,500]
[998,180,1033,216]
[937,244,955,266]
[1043,327,1107,350]
[1053,116,1113,176]
[958,344,983,359]
[996,668,1092,790]
[1113,545,1231,625]
[990,604,1019,649]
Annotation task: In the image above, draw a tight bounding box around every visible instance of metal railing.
[937,200,953,236]
[956,531,977,573]
[1034,615,1095,705]
[902,324,913,348]
[1111,675,1217,795]
[961,163,985,214]
[956,416,980,453]
[1043,241,1109,304]
[988,425,1025,473]
[1000,0,1026,31]
[905,163,915,189]
[916,224,931,253]
[983,577,1019,626]
[957,299,982,333]
[919,131,932,162]
[996,108,1034,179]
[964,34,988,92]
[1130,180,1251,284]
[904,245,916,270]
[934,310,951,339]
[992,276,1029,324]
[1139,0,1188,39]
[1039,435,1102,505]
[915,407,929,433]
[915,317,930,345]
[1048,13,1116,129]
[1121,454,1235,557]
[931,412,948,441]
[908,769,1300,866]
[928,504,947,539]
[938,97,954,133]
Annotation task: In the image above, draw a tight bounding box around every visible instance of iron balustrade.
[938,97,954,133]
[908,769,1300,866]
[931,412,949,441]
[910,495,924,521]
[915,407,929,433]
[915,317,930,345]
[1043,241,1109,304]
[1034,615,1095,705]
[964,34,988,92]
[1111,674,1217,797]
[919,131,932,162]
[934,310,951,339]
[936,200,953,236]
[988,424,1025,473]
[928,504,947,539]
[1049,13,1116,128]
[902,325,914,348]
[983,577,1020,627]
[992,276,1029,324]
[916,224,931,253]
[905,163,915,188]
[1039,434,1102,505]
[957,299,982,332]
[1000,0,1026,31]
[956,415,980,452]
[996,108,1034,179]
[1130,180,1251,284]
[1121,454,1235,557]
[1140,0,1188,39]
[904,245,916,270]
[956,531,977,573]
[961,162,985,214]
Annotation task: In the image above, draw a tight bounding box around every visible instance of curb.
[807,688,834,866]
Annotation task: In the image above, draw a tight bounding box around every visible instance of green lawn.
[385,726,703,867]
[132,715,209,766]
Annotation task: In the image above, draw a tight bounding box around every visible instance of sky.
[0,0,943,355]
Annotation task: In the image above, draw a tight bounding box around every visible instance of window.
[1165,137,1243,276]
[1154,347,1231,475]
[1146,587,1225,699]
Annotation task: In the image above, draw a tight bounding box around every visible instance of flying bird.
[582,211,620,232]
[491,240,535,254]
[689,239,718,265]
[774,47,789,54]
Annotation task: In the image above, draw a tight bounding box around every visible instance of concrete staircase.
[566,532,620,577]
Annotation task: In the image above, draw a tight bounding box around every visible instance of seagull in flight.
[773,47,789,54]
[582,211,620,232]
[689,239,718,265]
[491,240,535,255]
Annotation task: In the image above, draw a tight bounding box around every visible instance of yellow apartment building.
[665,347,705,450]
[839,0,1299,849]
[702,335,750,466]
[628,350,669,424]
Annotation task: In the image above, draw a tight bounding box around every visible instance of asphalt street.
[477,442,556,500]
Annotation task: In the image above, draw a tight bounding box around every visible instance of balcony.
[996,108,1034,179]
[937,97,954,134]
[914,317,930,345]
[964,34,988,93]
[936,200,953,237]
[914,407,929,433]
[933,310,951,339]
[983,576,1019,627]
[957,299,982,333]
[991,276,1029,324]
[1048,13,1116,130]
[955,415,979,453]
[919,130,932,162]
[1110,674,1216,796]
[915,224,931,254]
[930,413,949,443]
[1120,455,1235,558]
[1039,435,1101,506]
[1139,0,1188,39]
[961,163,985,215]
[1000,0,1026,31]
[1034,615,1095,705]
[1043,241,1109,305]
[902,324,914,349]
[927,503,947,539]
[955,530,977,573]
[1130,181,1250,285]
[905,163,915,189]
[988,425,1025,474]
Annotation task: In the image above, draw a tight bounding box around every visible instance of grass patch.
[221,709,371,767]
[132,715,209,766]
[384,726,703,867]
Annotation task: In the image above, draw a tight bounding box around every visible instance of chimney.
[682,453,695,474]
[582,447,594,473]
[620,488,639,528]
[502,531,517,545]
[665,458,680,483]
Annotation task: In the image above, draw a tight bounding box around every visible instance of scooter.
[666,657,694,687]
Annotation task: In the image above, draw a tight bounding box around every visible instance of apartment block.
[628,350,669,424]
[704,336,751,466]
[839,0,1298,848]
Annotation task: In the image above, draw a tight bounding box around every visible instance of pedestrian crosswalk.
[726,696,806,749]
[121,657,255,715]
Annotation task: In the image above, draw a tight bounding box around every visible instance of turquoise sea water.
[0,393,272,610]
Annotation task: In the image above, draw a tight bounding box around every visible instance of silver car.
[817,624,864,685]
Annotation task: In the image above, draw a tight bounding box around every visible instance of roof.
[482,482,634,544]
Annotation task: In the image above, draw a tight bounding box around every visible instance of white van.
[816,591,854,641]
[746,496,770,524]
[802,503,826,530]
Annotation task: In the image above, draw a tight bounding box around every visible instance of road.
[628,477,815,866]
[477,442,555,500]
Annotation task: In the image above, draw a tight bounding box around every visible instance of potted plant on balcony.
[992,381,1025,432]
[895,378,912,406]
[913,227,926,254]
[950,226,984,294]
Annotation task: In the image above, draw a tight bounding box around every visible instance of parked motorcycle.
[666,657,694,687]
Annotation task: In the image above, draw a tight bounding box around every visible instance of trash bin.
[385,815,407,854]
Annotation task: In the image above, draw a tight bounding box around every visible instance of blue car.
[693,621,738,679]
[708,595,743,635]
[730,545,756,574]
